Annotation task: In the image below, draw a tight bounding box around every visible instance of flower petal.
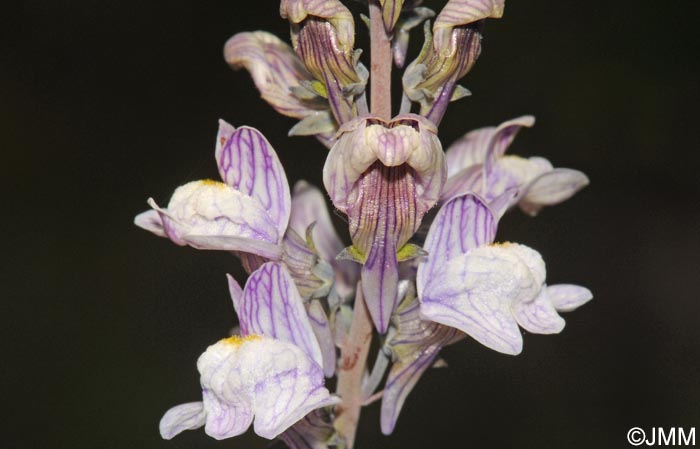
[378,0,405,33]
[282,229,332,299]
[433,0,505,50]
[197,336,338,440]
[279,409,335,449]
[202,389,254,440]
[421,244,544,355]
[519,168,590,216]
[238,262,324,368]
[289,180,344,264]
[159,402,206,440]
[280,0,356,50]
[224,32,325,119]
[216,123,291,238]
[307,300,337,378]
[482,116,536,174]
[513,287,565,335]
[381,294,459,435]
[147,180,282,258]
[418,193,496,296]
[445,126,494,176]
[134,209,166,237]
[547,284,593,312]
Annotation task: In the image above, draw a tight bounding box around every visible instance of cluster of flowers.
[135,1,591,447]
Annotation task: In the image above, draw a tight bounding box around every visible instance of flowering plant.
[135,1,591,447]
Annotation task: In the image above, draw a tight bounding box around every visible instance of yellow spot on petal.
[490,241,513,248]
[221,334,262,346]
[200,179,227,188]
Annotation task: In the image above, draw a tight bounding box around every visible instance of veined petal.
[323,115,444,214]
[323,115,446,332]
[433,0,505,52]
[403,22,482,124]
[224,31,327,119]
[202,389,254,439]
[238,262,324,368]
[215,123,291,237]
[417,193,496,295]
[159,402,206,440]
[289,180,344,264]
[420,244,544,355]
[378,0,405,33]
[513,287,565,335]
[194,336,338,440]
[295,19,364,124]
[445,115,535,177]
[281,0,355,50]
[134,209,166,237]
[439,164,483,202]
[307,299,337,377]
[381,293,460,434]
[289,181,359,298]
[519,168,590,216]
[147,180,282,259]
[482,116,536,174]
[279,409,335,449]
[547,284,593,312]
[282,228,331,299]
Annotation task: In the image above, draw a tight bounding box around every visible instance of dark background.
[3,1,699,448]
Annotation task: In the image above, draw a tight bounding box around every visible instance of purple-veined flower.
[161,261,340,441]
[323,114,446,333]
[224,31,338,146]
[418,193,592,355]
[159,335,337,440]
[442,115,590,216]
[135,120,349,297]
[403,0,505,124]
[134,120,291,260]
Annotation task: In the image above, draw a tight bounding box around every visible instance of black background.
[3,1,700,448]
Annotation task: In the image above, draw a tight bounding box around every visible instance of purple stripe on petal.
[513,287,565,335]
[483,116,535,176]
[215,122,291,237]
[418,193,496,294]
[239,262,323,367]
